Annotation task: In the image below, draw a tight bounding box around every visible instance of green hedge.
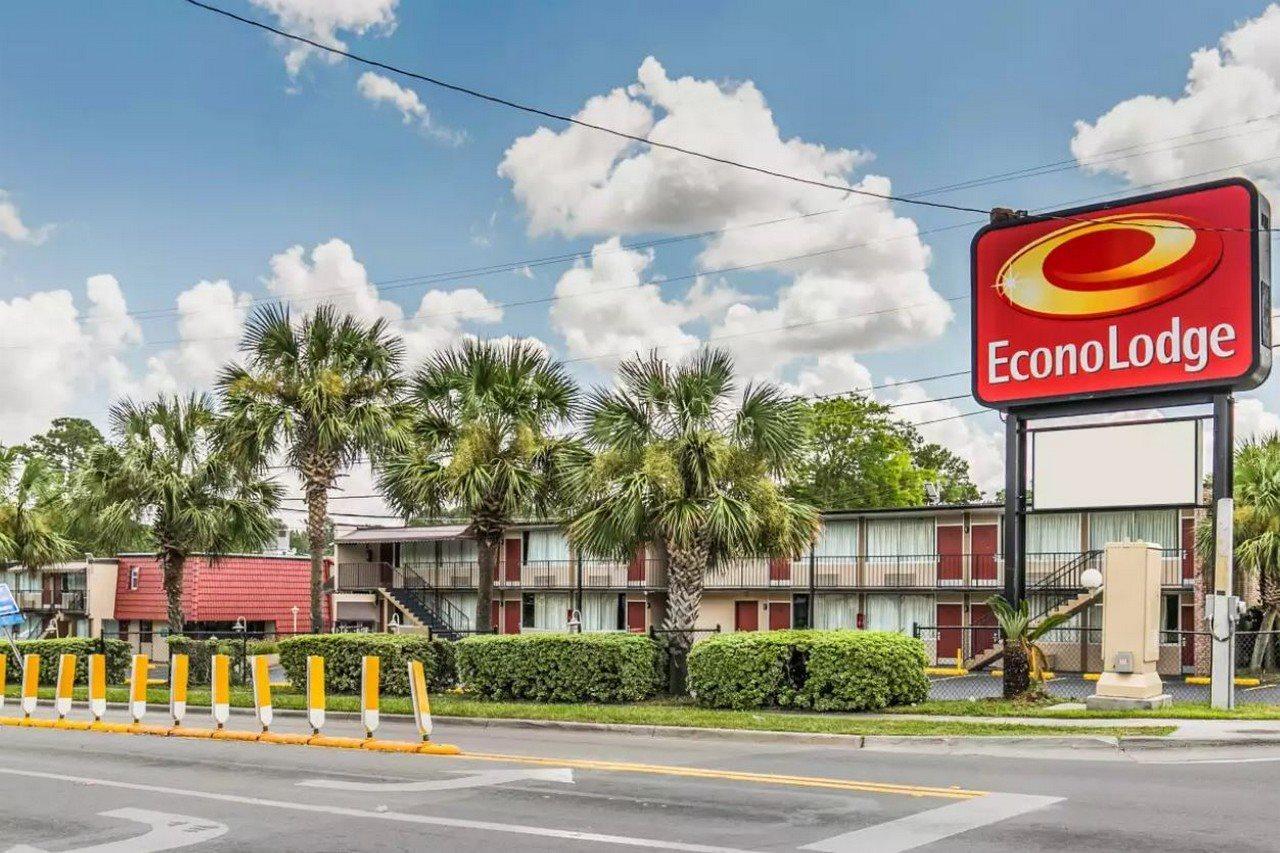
[276,634,455,695]
[687,630,929,711]
[455,633,658,703]
[4,637,131,686]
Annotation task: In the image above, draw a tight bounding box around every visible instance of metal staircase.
[355,561,471,640]
[964,550,1103,671]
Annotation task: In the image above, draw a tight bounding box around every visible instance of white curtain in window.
[400,542,430,565]
[527,530,572,562]
[814,521,858,557]
[865,518,935,558]
[864,594,898,631]
[1089,510,1178,550]
[899,595,933,636]
[814,594,858,629]
[533,592,572,630]
[580,593,619,632]
[443,593,478,624]
[439,539,478,562]
[1026,513,1081,554]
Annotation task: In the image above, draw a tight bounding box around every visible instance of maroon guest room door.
[971,524,999,583]
[504,538,522,582]
[936,526,963,583]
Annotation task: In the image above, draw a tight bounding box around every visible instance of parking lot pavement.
[1,705,1278,851]
[928,673,1280,704]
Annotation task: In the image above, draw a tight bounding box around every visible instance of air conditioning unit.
[884,572,916,586]
[588,574,611,586]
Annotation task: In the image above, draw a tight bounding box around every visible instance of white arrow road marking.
[0,767,750,853]
[5,807,228,853]
[800,793,1063,853]
[298,767,574,792]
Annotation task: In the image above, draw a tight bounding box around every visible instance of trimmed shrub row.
[3,637,131,686]
[277,634,455,695]
[456,633,659,703]
[687,629,929,711]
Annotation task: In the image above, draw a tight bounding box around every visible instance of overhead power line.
[181,0,1280,235]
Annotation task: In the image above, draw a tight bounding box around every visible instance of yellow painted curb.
[925,668,967,676]
[53,719,92,731]
[988,670,1056,679]
[0,717,24,727]
[1185,675,1262,686]
[418,742,462,756]
[126,723,173,737]
[307,735,367,749]
[362,739,420,753]
[146,678,167,686]
[169,726,218,739]
[89,721,134,734]
[260,732,312,745]
[23,719,57,729]
[211,729,260,742]
[1083,673,1101,681]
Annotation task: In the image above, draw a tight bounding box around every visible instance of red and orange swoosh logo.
[994,213,1222,318]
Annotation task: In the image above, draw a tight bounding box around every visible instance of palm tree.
[69,394,281,632]
[0,450,76,571]
[376,339,578,633]
[986,594,1071,698]
[1221,434,1280,670]
[217,305,410,632]
[563,350,818,688]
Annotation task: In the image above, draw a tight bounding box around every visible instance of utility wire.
[181,0,1280,234]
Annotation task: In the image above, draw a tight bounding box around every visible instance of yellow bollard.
[306,655,325,734]
[21,654,39,718]
[54,654,76,719]
[170,654,189,726]
[250,654,272,732]
[88,654,107,721]
[211,654,231,729]
[407,659,433,742]
[361,655,380,738]
[129,654,149,723]
[955,647,963,671]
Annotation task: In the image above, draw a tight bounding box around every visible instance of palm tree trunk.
[305,479,328,634]
[475,536,499,633]
[660,538,709,694]
[162,546,185,635]
[1003,642,1031,698]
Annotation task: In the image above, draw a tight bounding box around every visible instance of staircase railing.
[399,564,472,634]
[1027,550,1103,621]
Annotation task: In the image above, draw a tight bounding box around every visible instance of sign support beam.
[1003,413,1027,607]
[1210,393,1236,710]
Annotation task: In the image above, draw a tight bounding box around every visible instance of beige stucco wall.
[85,558,118,637]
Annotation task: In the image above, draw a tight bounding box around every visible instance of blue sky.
[3,0,1280,513]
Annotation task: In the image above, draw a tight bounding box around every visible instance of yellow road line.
[458,751,985,800]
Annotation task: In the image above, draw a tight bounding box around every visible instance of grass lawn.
[1,686,1171,738]
[885,698,1280,720]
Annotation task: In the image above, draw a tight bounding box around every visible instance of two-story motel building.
[332,502,1204,675]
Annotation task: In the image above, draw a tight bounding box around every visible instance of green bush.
[456,633,658,703]
[687,630,928,711]
[276,633,455,695]
[5,637,131,686]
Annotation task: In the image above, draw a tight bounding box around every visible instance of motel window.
[813,521,858,560]
[865,518,934,559]
[1088,510,1178,552]
[128,566,140,591]
[793,594,811,629]
[115,620,130,642]
[1162,594,1180,644]
[525,530,572,564]
[1026,513,1081,556]
[139,620,153,643]
[864,594,932,635]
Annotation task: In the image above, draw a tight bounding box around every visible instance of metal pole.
[1210,393,1236,710]
[1003,413,1027,606]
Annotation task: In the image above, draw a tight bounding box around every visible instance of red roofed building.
[112,553,330,654]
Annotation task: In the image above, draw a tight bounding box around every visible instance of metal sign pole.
[1003,413,1027,607]
[1210,393,1236,710]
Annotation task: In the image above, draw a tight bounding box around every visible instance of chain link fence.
[915,624,1280,704]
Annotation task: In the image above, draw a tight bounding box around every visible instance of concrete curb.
[14,696,1280,752]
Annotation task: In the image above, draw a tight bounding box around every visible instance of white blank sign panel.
[1032,420,1199,510]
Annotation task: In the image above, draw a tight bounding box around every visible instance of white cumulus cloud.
[498,56,951,383]
[356,72,464,145]
[249,0,399,76]
[1072,4,1280,195]
[0,191,53,245]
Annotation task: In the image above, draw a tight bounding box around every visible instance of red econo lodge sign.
[972,179,1271,409]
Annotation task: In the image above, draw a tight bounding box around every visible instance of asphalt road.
[0,707,1276,852]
